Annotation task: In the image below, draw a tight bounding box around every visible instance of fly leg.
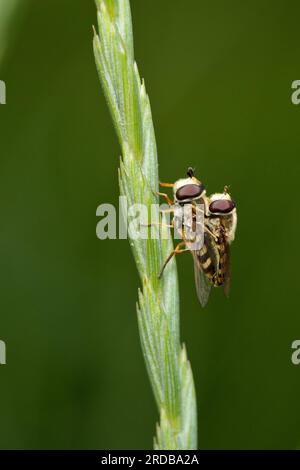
[157,181,174,206]
[159,181,174,188]
[204,225,218,241]
[159,241,188,278]
[196,221,218,242]
[157,192,174,206]
[139,213,174,231]
[140,222,174,229]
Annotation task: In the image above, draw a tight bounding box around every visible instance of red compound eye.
[209,199,235,214]
[176,184,204,201]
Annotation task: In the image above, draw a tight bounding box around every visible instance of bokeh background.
[0,0,300,450]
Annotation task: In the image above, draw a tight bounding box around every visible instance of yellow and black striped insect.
[204,187,237,298]
[159,168,237,306]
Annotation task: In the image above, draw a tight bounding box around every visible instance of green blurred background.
[0,0,300,450]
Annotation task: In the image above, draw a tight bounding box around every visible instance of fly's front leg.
[157,192,174,206]
[196,220,218,241]
[141,221,174,229]
[159,181,174,188]
[159,241,188,278]
[139,209,174,232]
[157,181,174,206]
[204,225,218,241]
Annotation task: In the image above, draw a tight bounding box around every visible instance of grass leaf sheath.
[93,0,197,449]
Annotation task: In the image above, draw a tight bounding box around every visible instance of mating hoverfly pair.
[158,168,237,306]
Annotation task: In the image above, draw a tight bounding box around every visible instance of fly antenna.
[187,167,195,178]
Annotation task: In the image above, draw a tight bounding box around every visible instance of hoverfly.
[203,186,237,299]
[158,168,237,306]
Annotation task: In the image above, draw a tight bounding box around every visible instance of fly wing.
[190,232,219,307]
[223,242,231,297]
[191,250,211,307]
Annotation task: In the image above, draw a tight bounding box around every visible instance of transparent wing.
[223,243,231,297]
[190,231,220,307]
[191,250,212,307]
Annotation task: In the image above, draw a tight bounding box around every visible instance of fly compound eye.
[176,183,204,201]
[209,199,236,214]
